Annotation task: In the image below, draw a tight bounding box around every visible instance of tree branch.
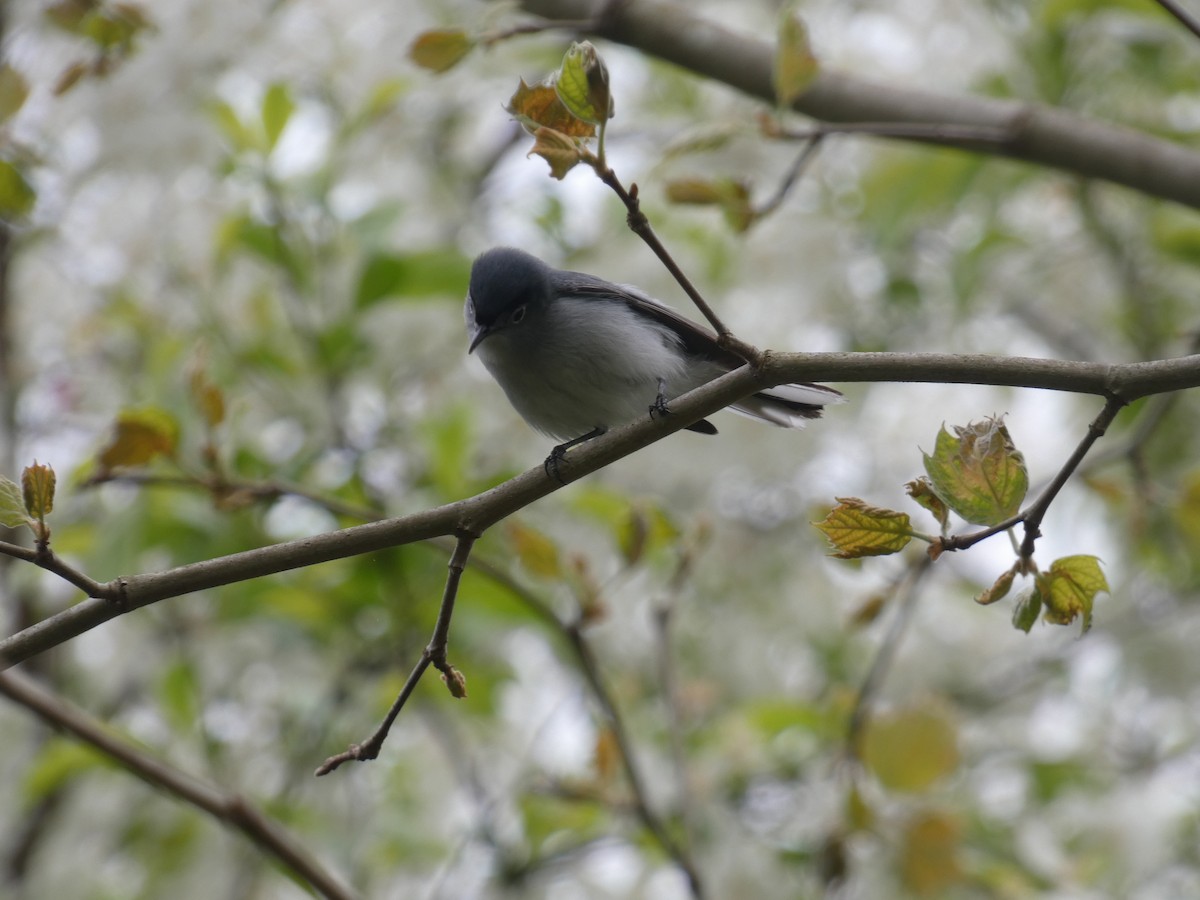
[315,533,476,774]
[0,669,357,900]
[517,0,1200,210]
[2,352,1198,669]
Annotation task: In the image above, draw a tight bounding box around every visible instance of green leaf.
[354,249,472,308]
[0,476,31,529]
[1037,555,1108,633]
[22,739,108,805]
[216,213,309,287]
[0,159,36,219]
[922,418,1028,526]
[555,41,612,127]
[261,82,295,152]
[408,29,474,73]
[774,10,819,106]
[861,702,959,792]
[0,65,30,123]
[1011,587,1042,633]
[156,659,201,732]
[814,498,915,558]
[207,99,258,153]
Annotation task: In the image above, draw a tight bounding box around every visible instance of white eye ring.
[510,305,527,324]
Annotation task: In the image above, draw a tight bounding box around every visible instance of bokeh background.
[1,0,1200,897]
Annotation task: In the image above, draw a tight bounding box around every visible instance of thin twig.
[564,619,705,899]
[0,539,116,599]
[845,555,933,759]
[938,395,1128,559]
[1017,395,1127,558]
[0,669,357,900]
[316,533,476,775]
[1155,0,1200,42]
[751,134,824,222]
[82,470,382,522]
[588,160,761,365]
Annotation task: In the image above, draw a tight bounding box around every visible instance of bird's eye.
[510,304,527,324]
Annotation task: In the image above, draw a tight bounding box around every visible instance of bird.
[464,247,841,472]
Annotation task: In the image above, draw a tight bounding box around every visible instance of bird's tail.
[730,382,843,428]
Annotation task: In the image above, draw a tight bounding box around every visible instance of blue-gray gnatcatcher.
[465,247,841,467]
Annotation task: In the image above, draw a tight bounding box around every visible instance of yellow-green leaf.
[506,521,562,579]
[861,702,959,792]
[899,810,964,896]
[665,177,755,232]
[774,10,819,106]
[506,78,596,138]
[408,29,474,74]
[555,40,612,127]
[21,461,55,521]
[0,159,36,219]
[261,82,295,151]
[922,418,1028,526]
[0,476,31,529]
[1037,555,1107,633]
[1011,587,1042,633]
[814,498,914,558]
[96,407,179,470]
[0,65,30,123]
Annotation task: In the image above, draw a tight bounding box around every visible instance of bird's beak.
[467,322,490,354]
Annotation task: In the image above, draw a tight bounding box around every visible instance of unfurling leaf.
[506,79,596,138]
[1011,587,1042,633]
[408,29,474,73]
[556,41,613,127]
[814,498,914,558]
[528,127,584,180]
[96,407,179,470]
[506,520,562,578]
[22,461,55,522]
[774,10,819,106]
[0,476,31,530]
[1037,555,1107,633]
[922,418,1028,526]
[440,666,468,699]
[906,476,950,531]
[861,702,959,792]
[976,566,1016,606]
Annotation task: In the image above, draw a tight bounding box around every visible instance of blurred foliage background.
[2,0,1200,897]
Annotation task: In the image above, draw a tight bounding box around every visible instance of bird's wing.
[555,271,843,403]
[554,271,742,366]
